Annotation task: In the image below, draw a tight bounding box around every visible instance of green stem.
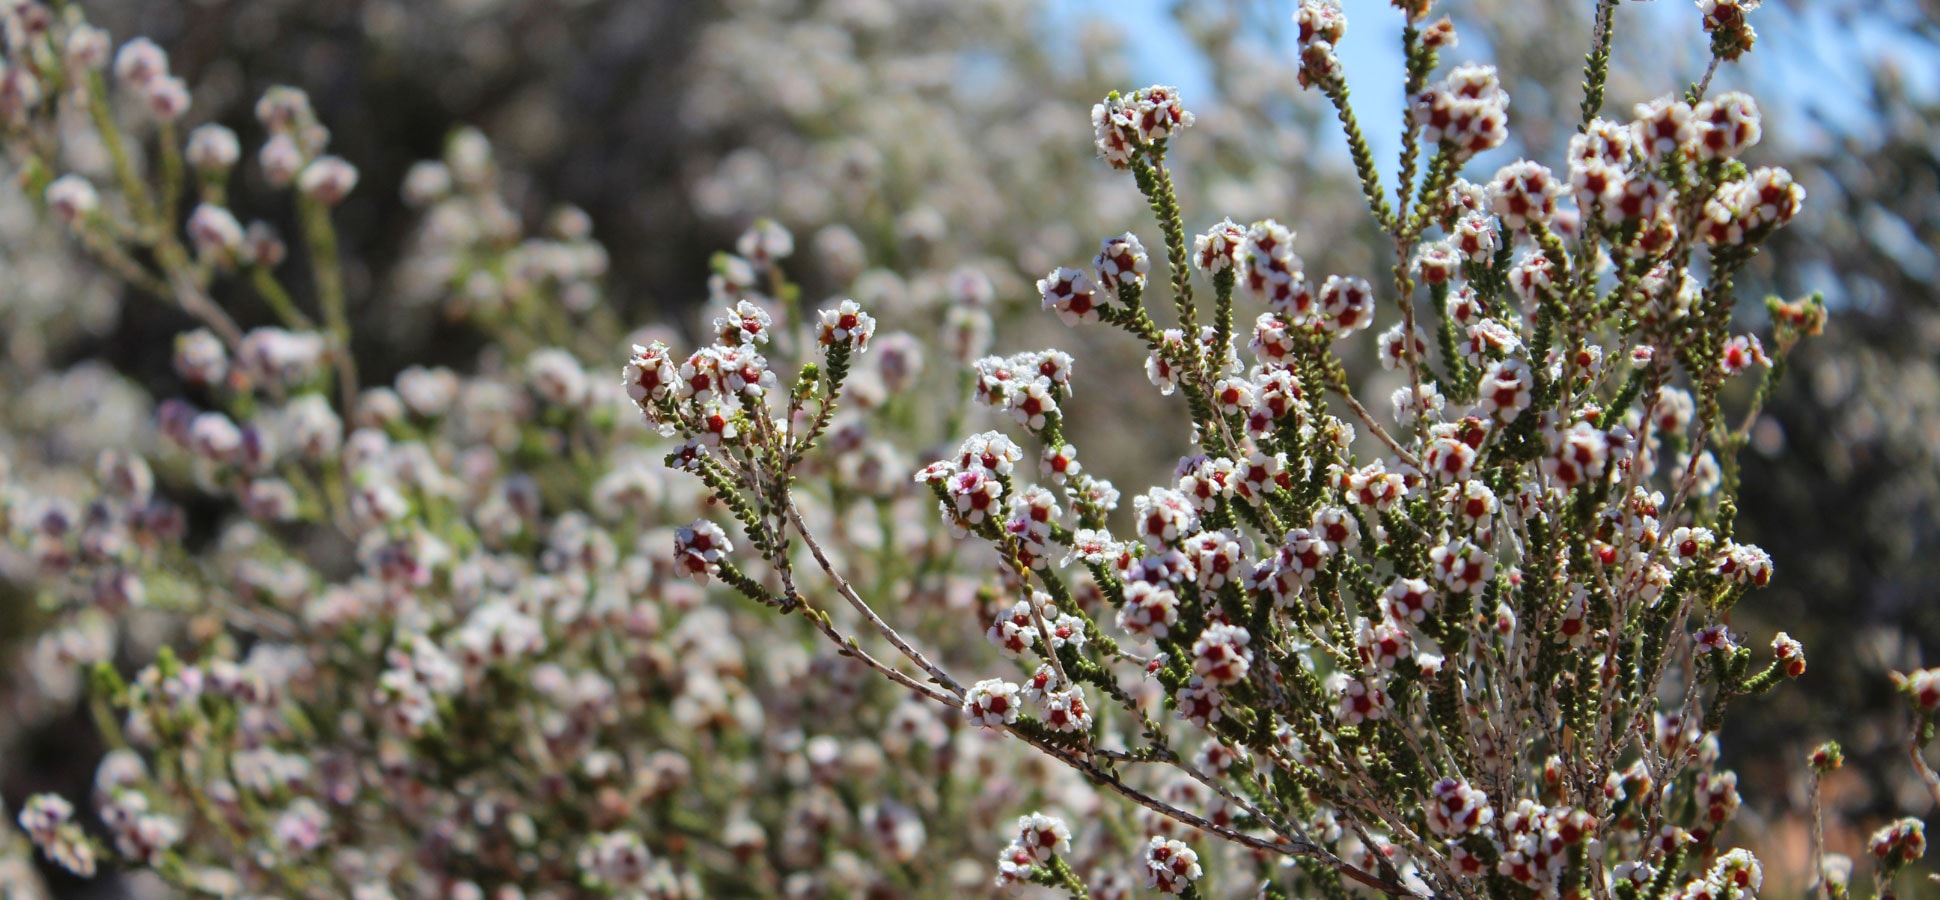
[297,193,358,410]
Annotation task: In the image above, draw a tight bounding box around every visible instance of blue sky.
[1046,0,1939,164]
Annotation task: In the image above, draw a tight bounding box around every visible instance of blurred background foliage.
[3,0,1938,893]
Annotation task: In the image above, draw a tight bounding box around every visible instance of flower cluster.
[0,1,1912,898]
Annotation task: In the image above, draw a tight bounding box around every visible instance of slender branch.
[785,504,965,696]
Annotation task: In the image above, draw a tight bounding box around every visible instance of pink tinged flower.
[1175,455,1237,511]
[955,430,1023,476]
[1713,541,1773,587]
[1414,65,1512,158]
[1462,319,1521,366]
[1695,625,1737,655]
[948,468,1004,524]
[1146,329,1187,395]
[1006,378,1058,431]
[187,204,246,260]
[1543,421,1612,488]
[1452,213,1499,263]
[272,798,331,855]
[186,124,242,174]
[1424,436,1476,484]
[735,218,793,267]
[66,26,111,71]
[1239,219,1305,307]
[1250,312,1297,365]
[1211,377,1255,416]
[144,76,191,122]
[1558,588,1591,648]
[1183,530,1246,591]
[624,342,677,408]
[713,299,773,347]
[695,401,737,446]
[993,841,1037,887]
[1870,818,1927,864]
[113,38,169,87]
[1040,443,1082,484]
[45,175,99,229]
[298,156,360,205]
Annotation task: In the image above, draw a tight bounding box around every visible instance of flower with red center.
[816,299,877,352]
[1013,814,1072,863]
[1173,677,1225,727]
[1040,688,1092,733]
[964,679,1022,728]
[1772,632,1806,678]
[1039,266,1101,326]
[1117,581,1180,640]
[1143,836,1203,894]
[1191,624,1253,686]
[947,468,1004,525]
[1692,91,1761,160]
[1134,488,1199,550]
[1424,436,1477,483]
[673,521,731,583]
[1093,232,1151,292]
[1489,160,1563,231]
[1355,615,1412,670]
[1330,673,1391,725]
[1431,539,1495,595]
[1426,777,1494,837]
[1382,578,1438,624]
[1193,218,1247,272]
[1718,334,1769,375]
[1317,274,1375,336]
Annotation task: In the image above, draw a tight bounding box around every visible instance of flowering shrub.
[0,0,1928,898]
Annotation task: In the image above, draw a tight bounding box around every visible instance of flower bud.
[144,75,190,122]
[45,175,99,229]
[113,37,168,87]
[297,156,359,205]
[185,124,241,175]
[187,204,245,262]
[259,134,303,187]
[64,25,111,70]
[244,221,287,267]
